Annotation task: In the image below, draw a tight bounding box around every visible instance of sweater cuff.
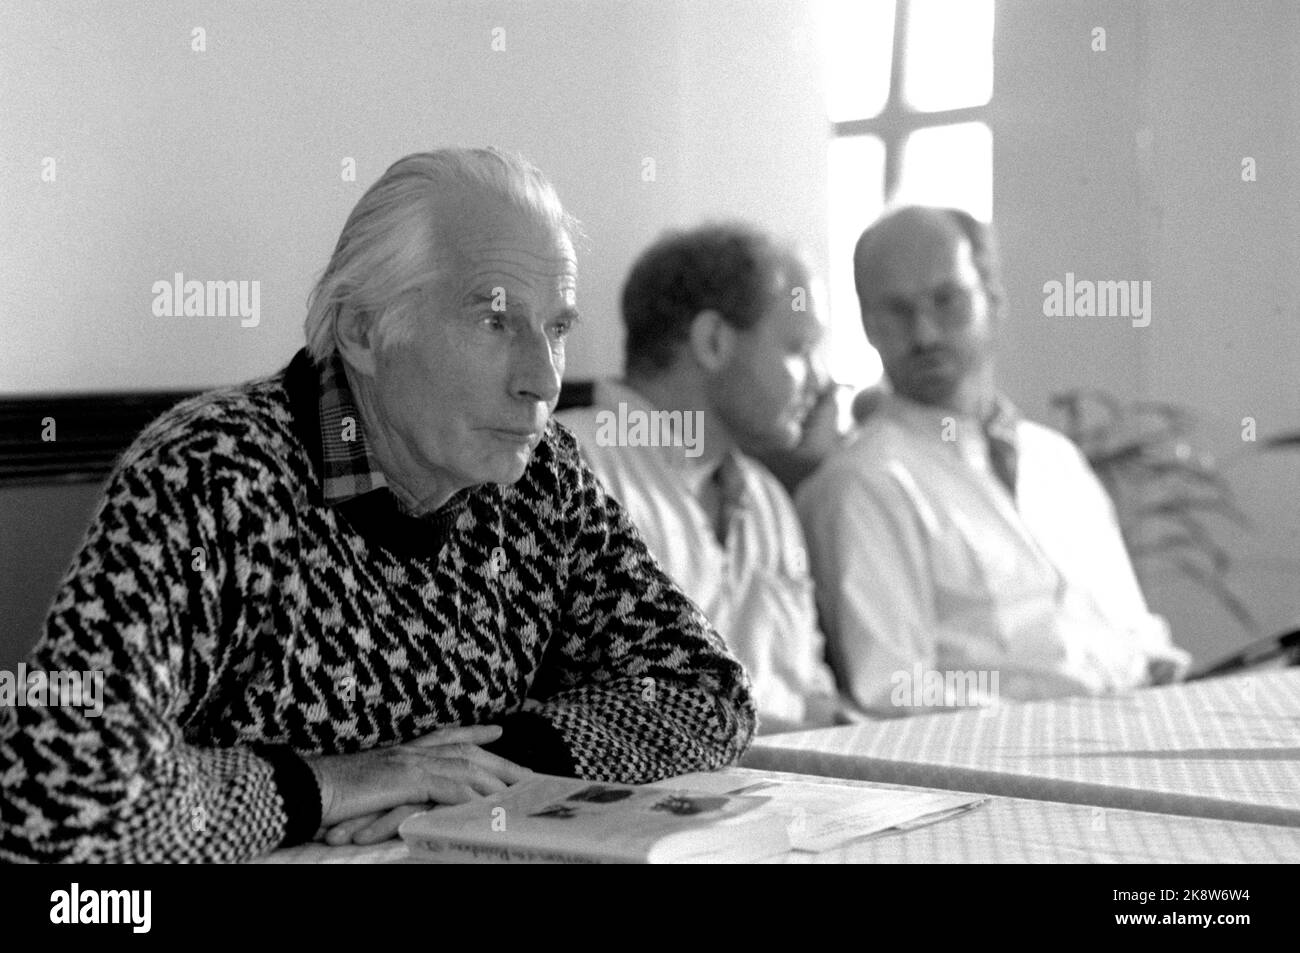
[483,711,577,777]
[251,744,322,847]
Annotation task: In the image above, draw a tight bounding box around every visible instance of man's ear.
[859,310,881,351]
[335,307,379,376]
[687,309,737,373]
[986,285,1008,332]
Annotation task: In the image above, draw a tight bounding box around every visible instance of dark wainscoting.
[0,390,202,487]
[0,390,200,666]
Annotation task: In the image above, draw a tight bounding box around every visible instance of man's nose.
[800,355,822,401]
[513,329,562,405]
[909,305,944,347]
[806,352,830,393]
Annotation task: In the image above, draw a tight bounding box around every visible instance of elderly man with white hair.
[0,148,756,863]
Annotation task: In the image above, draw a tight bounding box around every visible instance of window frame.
[830,0,995,208]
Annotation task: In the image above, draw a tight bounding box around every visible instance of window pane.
[826,135,886,389]
[819,0,896,122]
[903,0,994,113]
[893,121,993,221]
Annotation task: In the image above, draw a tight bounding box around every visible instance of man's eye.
[550,316,579,339]
[483,313,508,330]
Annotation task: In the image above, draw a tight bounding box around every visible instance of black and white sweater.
[0,351,756,863]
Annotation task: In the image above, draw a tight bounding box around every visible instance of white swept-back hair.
[304,147,581,363]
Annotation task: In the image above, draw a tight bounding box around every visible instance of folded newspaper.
[399,770,985,863]
[660,769,986,853]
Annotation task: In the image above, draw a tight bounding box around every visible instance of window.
[819,0,995,389]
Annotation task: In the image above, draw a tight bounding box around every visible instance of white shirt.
[557,380,839,732]
[795,392,1190,714]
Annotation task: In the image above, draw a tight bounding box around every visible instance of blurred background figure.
[558,223,859,733]
[797,206,1191,716]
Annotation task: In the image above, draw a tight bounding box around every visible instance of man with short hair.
[797,206,1190,716]
[0,149,755,863]
[558,223,849,734]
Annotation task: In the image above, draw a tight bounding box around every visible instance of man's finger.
[354,805,427,845]
[325,812,382,846]
[416,742,535,785]
[419,777,487,806]
[406,724,504,747]
[413,755,514,799]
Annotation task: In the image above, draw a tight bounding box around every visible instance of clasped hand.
[307,724,533,846]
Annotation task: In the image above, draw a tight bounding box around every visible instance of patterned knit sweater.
[0,351,756,863]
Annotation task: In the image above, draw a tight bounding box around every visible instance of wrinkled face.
[369,195,578,493]
[708,271,824,453]
[857,220,995,409]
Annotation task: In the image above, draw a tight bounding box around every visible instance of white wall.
[4,0,1295,665]
[0,0,828,392]
[1141,1,1300,657]
[994,0,1300,662]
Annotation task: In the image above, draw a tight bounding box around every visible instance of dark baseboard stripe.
[0,391,201,486]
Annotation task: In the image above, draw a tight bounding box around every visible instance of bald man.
[796,206,1190,716]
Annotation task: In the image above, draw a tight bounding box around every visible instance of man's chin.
[897,373,958,408]
[483,452,533,486]
[743,423,803,456]
[777,422,805,451]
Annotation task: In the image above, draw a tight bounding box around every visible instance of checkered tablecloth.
[745,670,1300,826]
[791,795,1300,864]
[253,765,1300,864]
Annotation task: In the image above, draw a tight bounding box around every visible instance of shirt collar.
[592,378,747,501]
[593,379,709,469]
[880,390,1021,449]
[983,393,1021,445]
[284,348,478,524]
[317,350,391,505]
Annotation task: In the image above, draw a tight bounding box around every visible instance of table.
[743,671,1300,827]
[254,767,1300,864]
